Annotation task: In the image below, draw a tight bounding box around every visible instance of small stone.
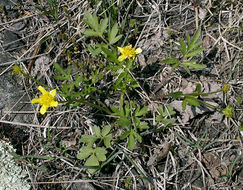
[3,30,24,51]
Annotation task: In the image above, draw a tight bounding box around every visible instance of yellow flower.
[117,45,142,62]
[31,86,58,115]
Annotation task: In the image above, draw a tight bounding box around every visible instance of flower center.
[40,94,53,106]
[123,46,135,58]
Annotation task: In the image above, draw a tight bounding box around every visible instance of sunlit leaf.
[135,106,148,117]
[100,18,108,35]
[77,147,93,160]
[95,147,107,161]
[93,125,101,138]
[102,125,111,137]
[128,133,135,150]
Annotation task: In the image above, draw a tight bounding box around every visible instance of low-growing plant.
[111,94,149,150]
[156,105,176,127]
[162,28,206,74]
[168,83,230,111]
[77,125,113,173]
[12,9,238,177]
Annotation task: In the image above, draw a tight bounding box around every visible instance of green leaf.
[88,44,102,56]
[103,134,112,148]
[85,154,99,166]
[54,75,69,81]
[186,33,190,46]
[108,23,119,44]
[183,65,191,74]
[134,132,142,143]
[185,97,200,107]
[182,99,187,111]
[168,91,183,98]
[138,121,149,131]
[190,28,201,47]
[188,41,203,52]
[80,135,98,146]
[95,147,107,161]
[166,105,176,116]
[156,115,164,122]
[120,131,130,140]
[83,29,99,37]
[102,125,111,137]
[162,56,178,65]
[67,66,71,76]
[85,154,99,173]
[118,117,132,128]
[101,47,119,63]
[184,47,204,58]
[84,12,99,31]
[128,133,135,150]
[110,105,120,115]
[172,62,180,69]
[100,18,108,35]
[93,125,101,138]
[135,106,148,117]
[179,39,186,56]
[161,118,174,126]
[157,106,164,114]
[124,103,130,117]
[110,35,122,45]
[182,62,206,69]
[77,147,93,160]
[237,96,242,105]
[53,62,66,75]
[196,84,202,93]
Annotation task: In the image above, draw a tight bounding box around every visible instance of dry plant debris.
[0,0,242,189]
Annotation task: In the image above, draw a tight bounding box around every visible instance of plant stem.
[71,98,111,115]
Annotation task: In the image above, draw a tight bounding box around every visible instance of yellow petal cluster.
[31,86,58,115]
[117,45,142,62]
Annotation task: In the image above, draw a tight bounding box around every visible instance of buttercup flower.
[117,45,142,62]
[31,86,58,115]
[222,104,234,118]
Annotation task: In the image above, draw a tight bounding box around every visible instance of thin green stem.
[71,98,111,115]
[21,72,54,90]
[196,99,221,111]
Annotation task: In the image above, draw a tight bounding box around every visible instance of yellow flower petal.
[118,55,126,62]
[50,89,56,97]
[32,86,58,114]
[50,101,58,107]
[31,98,40,104]
[135,48,142,54]
[40,105,48,115]
[38,86,48,95]
[117,45,142,62]
[117,47,124,53]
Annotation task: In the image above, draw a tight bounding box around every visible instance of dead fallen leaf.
[147,142,170,166]
[170,100,219,124]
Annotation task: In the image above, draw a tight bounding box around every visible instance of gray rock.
[0,64,32,123]
[3,30,24,51]
[0,0,21,19]
[0,139,31,190]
